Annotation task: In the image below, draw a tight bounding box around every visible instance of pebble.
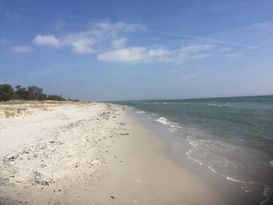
[91,160,101,165]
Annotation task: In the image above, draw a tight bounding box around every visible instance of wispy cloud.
[177,44,215,61]
[10,45,33,53]
[5,11,20,21]
[29,20,273,63]
[97,43,217,64]
[97,47,171,63]
[145,28,273,52]
[30,21,224,63]
[111,38,127,48]
[0,38,10,44]
[32,21,142,54]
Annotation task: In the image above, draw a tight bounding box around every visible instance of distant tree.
[47,94,65,101]
[68,98,79,102]
[15,85,21,90]
[39,93,48,100]
[0,84,70,102]
[15,85,29,100]
[0,84,14,101]
[27,86,43,100]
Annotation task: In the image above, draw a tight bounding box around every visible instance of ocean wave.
[185,134,273,204]
[155,117,168,125]
[225,176,272,205]
[136,110,146,114]
[207,103,224,107]
[153,116,181,131]
[170,124,181,129]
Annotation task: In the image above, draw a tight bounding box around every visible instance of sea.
[115,95,273,205]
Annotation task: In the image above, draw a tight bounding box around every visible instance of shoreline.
[95,106,231,205]
[125,106,268,205]
[0,102,229,204]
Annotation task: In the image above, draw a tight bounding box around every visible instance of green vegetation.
[0,84,66,101]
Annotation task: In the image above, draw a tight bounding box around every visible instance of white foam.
[185,136,204,165]
[260,186,272,205]
[186,149,203,165]
[269,160,273,167]
[226,177,246,183]
[136,110,146,114]
[225,177,266,187]
[208,166,216,173]
[185,134,272,203]
[224,176,273,204]
[155,117,168,125]
[170,124,181,129]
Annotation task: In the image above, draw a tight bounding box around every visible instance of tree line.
[0,84,67,101]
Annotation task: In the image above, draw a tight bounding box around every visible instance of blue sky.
[1,0,273,101]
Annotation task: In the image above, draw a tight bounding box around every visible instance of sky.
[1,0,273,101]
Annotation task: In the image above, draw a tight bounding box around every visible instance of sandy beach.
[0,101,229,205]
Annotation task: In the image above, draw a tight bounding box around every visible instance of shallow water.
[115,95,273,205]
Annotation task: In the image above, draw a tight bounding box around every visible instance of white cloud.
[30,21,222,62]
[97,47,171,62]
[97,43,216,63]
[62,21,139,54]
[67,39,95,54]
[33,35,61,47]
[10,45,33,53]
[32,21,141,54]
[62,31,96,54]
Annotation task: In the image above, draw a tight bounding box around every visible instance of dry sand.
[0,102,230,205]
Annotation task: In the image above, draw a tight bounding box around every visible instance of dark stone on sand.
[119,133,129,136]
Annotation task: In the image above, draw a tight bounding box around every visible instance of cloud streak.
[145,28,273,52]
[10,45,33,53]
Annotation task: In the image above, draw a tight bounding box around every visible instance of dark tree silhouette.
[0,84,14,101]
[0,84,68,101]
[27,86,43,100]
[47,95,65,101]
[15,85,29,100]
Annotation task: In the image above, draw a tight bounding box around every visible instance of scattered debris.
[119,133,129,136]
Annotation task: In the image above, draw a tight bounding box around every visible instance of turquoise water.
[115,95,273,204]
